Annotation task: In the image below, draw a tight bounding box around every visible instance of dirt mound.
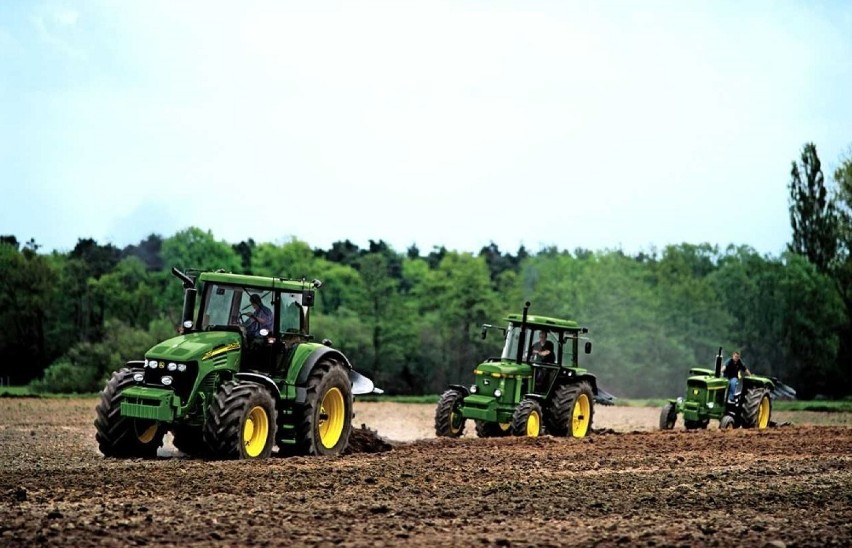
[344,423,394,454]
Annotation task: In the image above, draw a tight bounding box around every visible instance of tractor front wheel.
[546,382,594,438]
[475,420,511,438]
[742,387,772,430]
[204,381,276,459]
[435,389,466,437]
[659,403,677,430]
[95,368,165,458]
[511,399,543,437]
[719,414,736,430]
[294,358,353,456]
[171,426,209,457]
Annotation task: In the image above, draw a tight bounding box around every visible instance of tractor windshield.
[198,283,305,334]
[501,325,560,364]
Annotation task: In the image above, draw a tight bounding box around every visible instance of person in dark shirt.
[531,330,555,363]
[723,351,750,402]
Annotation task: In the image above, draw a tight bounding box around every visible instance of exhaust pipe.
[714,347,723,377]
[515,301,531,363]
[172,267,197,329]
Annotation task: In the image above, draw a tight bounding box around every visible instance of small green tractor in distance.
[659,347,796,431]
[95,267,381,460]
[435,302,615,439]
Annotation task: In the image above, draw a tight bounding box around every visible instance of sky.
[2,1,851,257]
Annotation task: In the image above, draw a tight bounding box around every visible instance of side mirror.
[480,324,491,340]
[322,338,333,347]
[584,341,592,354]
[302,290,315,307]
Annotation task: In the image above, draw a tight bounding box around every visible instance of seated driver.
[531,330,555,363]
[244,294,273,336]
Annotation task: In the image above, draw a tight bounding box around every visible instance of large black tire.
[511,399,543,437]
[293,359,353,456]
[171,426,209,457]
[545,382,594,438]
[659,402,677,430]
[741,387,772,429]
[94,368,165,458]
[204,381,276,459]
[475,420,511,438]
[435,389,466,437]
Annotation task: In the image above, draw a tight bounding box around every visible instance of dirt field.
[1,398,850,547]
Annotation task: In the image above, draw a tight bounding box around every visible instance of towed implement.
[95,267,381,459]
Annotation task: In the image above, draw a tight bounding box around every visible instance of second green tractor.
[435,302,614,439]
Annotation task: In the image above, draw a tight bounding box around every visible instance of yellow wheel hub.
[243,406,269,458]
[572,394,591,437]
[757,396,771,430]
[137,423,158,444]
[498,422,511,432]
[319,387,345,449]
[526,410,540,437]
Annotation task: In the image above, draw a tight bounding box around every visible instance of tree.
[788,142,839,274]
[161,228,242,273]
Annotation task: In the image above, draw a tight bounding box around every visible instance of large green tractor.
[659,347,796,431]
[435,302,615,439]
[95,267,381,459]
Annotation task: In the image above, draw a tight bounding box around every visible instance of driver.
[244,294,273,336]
[531,330,555,363]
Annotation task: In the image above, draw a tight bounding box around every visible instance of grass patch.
[356,394,440,404]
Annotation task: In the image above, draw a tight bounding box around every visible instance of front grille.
[143,360,199,403]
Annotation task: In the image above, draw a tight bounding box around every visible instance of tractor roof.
[198,271,315,292]
[504,313,580,331]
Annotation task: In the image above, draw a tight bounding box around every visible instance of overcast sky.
[2,1,851,257]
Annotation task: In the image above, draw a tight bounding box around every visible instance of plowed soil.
[1,398,850,547]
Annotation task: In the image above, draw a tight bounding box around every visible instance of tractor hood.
[146,331,242,362]
[475,360,532,378]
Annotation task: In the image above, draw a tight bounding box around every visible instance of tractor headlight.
[161,376,173,386]
[133,372,144,382]
[167,362,177,372]
[177,363,187,372]
[676,397,683,404]
[707,402,715,408]
[470,385,478,394]
[493,389,503,398]
[147,359,158,369]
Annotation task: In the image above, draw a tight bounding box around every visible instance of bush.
[30,359,102,394]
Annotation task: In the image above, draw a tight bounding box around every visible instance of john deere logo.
[692,389,699,395]
[159,362,165,369]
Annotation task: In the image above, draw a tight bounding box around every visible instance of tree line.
[2,143,850,399]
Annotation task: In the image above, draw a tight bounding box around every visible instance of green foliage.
[161,227,242,272]
[788,142,839,274]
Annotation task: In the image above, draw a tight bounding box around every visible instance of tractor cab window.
[279,292,304,334]
[501,326,561,364]
[200,284,242,329]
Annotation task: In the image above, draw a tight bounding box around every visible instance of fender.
[448,384,470,397]
[235,372,282,400]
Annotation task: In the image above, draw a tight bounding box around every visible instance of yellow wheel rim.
[572,394,591,438]
[243,406,269,458]
[526,410,540,437]
[757,396,771,430]
[137,423,158,444]
[319,387,345,449]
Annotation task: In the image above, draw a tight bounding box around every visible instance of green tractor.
[435,302,615,439]
[95,267,381,460]
[659,347,796,431]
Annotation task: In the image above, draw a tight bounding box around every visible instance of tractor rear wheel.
[719,414,736,430]
[741,387,772,429]
[204,381,276,459]
[511,399,543,437]
[546,382,594,437]
[475,420,511,438]
[294,358,353,456]
[659,403,677,430]
[95,368,165,458]
[435,389,466,437]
